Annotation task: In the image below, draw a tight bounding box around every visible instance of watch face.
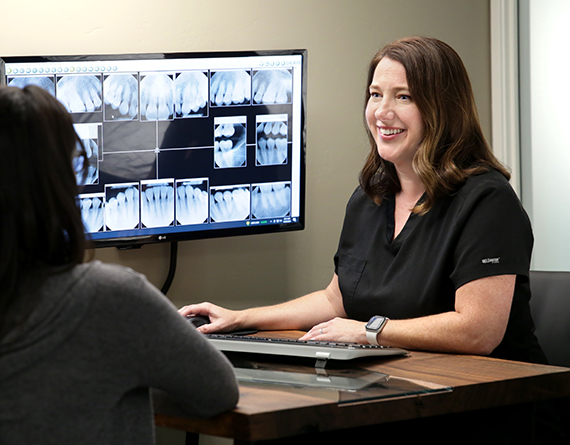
[367,316,385,330]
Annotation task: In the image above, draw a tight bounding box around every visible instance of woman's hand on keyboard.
[299,317,368,344]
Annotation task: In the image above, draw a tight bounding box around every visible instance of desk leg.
[185,432,199,445]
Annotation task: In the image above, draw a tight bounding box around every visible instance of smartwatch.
[365,315,389,346]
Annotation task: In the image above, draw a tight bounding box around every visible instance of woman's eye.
[398,94,411,101]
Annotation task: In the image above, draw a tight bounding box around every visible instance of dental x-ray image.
[214,117,247,168]
[176,179,209,225]
[174,71,209,117]
[141,180,175,228]
[79,193,105,233]
[103,73,139,120]
[74,138,99,186]
[105,184,140,231]
[74,123,101,187]
[252,182,291,219]
[256,116,288,166]
[252,69,292,104]
[210,185,251,222]
[140,72,174,121]
[8,76,56,95]
[57,75,102,113]
[210,70,251,106]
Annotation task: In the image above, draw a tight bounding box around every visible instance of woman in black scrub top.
[181,36,544,365]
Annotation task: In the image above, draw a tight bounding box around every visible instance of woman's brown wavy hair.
[360,36,510,212]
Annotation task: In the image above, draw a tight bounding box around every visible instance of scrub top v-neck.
[384,193,423,250]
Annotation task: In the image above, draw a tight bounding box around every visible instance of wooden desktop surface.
[154,330,570,443]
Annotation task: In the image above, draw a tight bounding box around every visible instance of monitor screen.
[1,49,306,248]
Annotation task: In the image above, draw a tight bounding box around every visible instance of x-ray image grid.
[3,52,304,243]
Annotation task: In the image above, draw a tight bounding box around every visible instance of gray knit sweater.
[0,261,238,444]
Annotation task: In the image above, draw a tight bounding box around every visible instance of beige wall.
[1,0,491,309]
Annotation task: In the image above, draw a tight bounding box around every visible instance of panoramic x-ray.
[210,70,251,106]
[103,73,139,120]
[79,193,105,233]
[8,76,55,95]
[174,71,208,117]
[105,184,140,231]
[176,179,209,225]
[141,180,175,228]
[252,182,291,219]
[252,69,292,104]
[57,75,102,113]
[140,72,174,121]
[214,119,247,168]
[256,118,288,165]
[210,185,251,222]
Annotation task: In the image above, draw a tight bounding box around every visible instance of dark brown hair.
[360,36,510,211]
[0,85,88,341]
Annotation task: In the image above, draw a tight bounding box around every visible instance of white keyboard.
[205,334,408,368]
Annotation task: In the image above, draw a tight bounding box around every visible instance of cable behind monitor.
[161,241,178,295]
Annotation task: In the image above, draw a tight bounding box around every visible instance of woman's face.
[365,57,425,172]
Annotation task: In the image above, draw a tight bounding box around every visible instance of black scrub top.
[334,169,545,363]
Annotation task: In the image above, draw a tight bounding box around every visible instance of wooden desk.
[154,331,570,443]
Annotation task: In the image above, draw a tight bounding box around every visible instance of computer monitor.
[0,49,306,249]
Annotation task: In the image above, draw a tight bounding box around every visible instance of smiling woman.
[182,36,544,365]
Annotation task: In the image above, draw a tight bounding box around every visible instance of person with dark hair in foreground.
[181,36,565,443]
[0,85,238,445]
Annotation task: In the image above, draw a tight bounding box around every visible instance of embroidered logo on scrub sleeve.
[481,257,500,264]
